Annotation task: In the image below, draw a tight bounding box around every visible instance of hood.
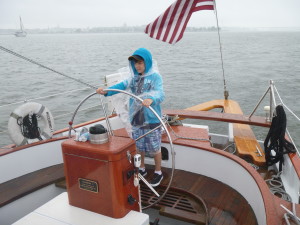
[129,48,153,76]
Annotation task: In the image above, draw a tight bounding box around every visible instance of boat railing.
[249,80,300,156]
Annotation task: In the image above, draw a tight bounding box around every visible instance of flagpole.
[213,0,229,100]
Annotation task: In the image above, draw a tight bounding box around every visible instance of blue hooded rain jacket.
[105,48,165,126]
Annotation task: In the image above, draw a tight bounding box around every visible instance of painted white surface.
[13,193,149,225]
[0,184,65,225]
[0,140,64,183]
[280,154,300,203]
[0,117,124,184]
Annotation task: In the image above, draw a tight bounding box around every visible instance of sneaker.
[150,173,163,187]
[139,169,147,177]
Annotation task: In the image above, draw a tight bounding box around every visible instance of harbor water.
[0,31,300,147]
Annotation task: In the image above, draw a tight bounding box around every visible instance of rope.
[0,45,97,90]
[221,142,236,154]
[17,113,42,140]
[282,204,300,225]
[264,105,296,171]
[213,0,228,99]
[265,172,292,202]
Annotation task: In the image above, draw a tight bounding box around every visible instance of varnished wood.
[2,128,299,224]
[0,136,68,157]
[164,99,268,166]
[62,137,139,218]
[141,184,208,224]
[52,167,256,225]
[0,164,65,207]
[163,109,271,128]
[0,115,117,157]
[113,126,211,149]
[158,167,257,225]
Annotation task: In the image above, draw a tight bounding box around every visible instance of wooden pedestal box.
[61,136,139,218]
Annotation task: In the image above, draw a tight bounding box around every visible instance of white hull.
[14,32,27,37]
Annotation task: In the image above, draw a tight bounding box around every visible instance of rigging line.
[0,87,91,108]
[274,86,300,122]
[0,45,114,139]
[213,0,228,99]
[0,45,97,90]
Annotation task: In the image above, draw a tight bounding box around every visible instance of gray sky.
[1,0,300,29]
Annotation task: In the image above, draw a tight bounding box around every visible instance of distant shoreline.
[1,26,299,35]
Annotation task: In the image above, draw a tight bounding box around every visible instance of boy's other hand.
[142,99,153,107]
[96,88,107,95]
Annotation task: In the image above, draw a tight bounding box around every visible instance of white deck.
[13,192,149,225]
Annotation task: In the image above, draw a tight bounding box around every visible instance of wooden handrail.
[163,109,271,128]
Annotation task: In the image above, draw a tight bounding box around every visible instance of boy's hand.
[142,99,153,107]
[96,88,107,95]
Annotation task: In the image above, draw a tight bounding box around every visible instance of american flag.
[145,0,215,44]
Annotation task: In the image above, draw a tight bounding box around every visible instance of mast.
[20,17,24,31]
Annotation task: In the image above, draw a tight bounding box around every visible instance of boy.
[96,48,165,187]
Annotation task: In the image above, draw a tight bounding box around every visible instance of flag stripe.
[196,1,214,7]
[145,0,214,44]
[148,2,177,41]
[149,17,159,38]
[193,5,214,12]
[161,0,182,42]
[165,0,188,43]
[170,0,195,44]
[152,8,167,39]
[157,5,174,40]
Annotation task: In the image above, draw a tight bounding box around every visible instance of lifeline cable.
[0,45,113,135]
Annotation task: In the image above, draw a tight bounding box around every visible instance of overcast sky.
[1,0,300,29]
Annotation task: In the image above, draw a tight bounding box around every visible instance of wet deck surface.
[144,166,258,225]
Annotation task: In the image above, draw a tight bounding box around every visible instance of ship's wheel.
[68,90,175,210]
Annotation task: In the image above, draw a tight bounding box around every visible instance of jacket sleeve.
[105,79,129,96]
[147,74,165,105]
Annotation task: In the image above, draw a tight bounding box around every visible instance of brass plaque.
[78,178,99,193]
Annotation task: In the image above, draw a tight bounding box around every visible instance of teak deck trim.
[163,109,270,127]
[164,99,268,166]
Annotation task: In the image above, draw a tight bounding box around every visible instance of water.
[0,31,300,147]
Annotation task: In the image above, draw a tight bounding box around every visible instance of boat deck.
[0,163,257,224]
[0,124,259,224]
[145,166,257,225]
